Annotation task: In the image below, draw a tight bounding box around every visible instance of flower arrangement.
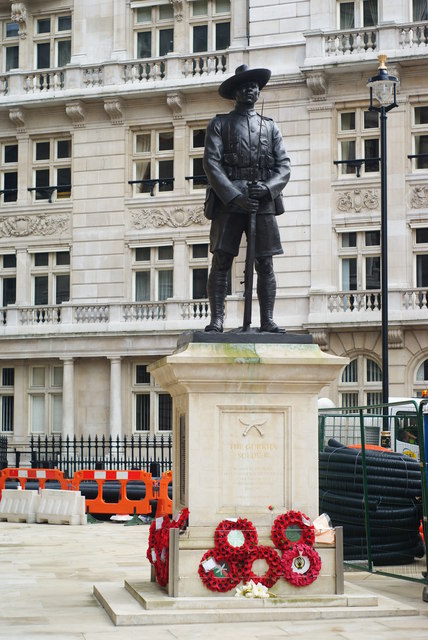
[198,549,242,592]
[214,517,258,561]
[271,510,315,551]
[281,543,322,587]
[235,580,274,599]
[245,545,282,589]
[146,508,189,588]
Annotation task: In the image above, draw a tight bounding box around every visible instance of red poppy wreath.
[198,549,241,593]
[214,517,258,561]
[281,543,322,587]
[245,545,283,589]
[271,510,315,551]
[147,509,189,588]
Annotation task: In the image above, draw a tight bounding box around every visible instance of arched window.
[339,355,382,412]
[414,359,428,397]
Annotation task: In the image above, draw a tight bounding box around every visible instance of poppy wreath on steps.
[281,543,322,587]
[271,510,315,552]
[245,545,283,589]
[198,549,242,592]
[146,509,189,588]
[214,517,259,561]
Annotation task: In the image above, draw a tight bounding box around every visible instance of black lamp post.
[366,55,399,409]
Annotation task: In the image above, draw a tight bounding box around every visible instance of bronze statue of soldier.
[203,64,291,333]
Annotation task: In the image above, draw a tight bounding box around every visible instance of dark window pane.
[192,158,206,187]
[341,112,355,131]
[216,22,230,50]
[159,28,173,56]
[57,168,71,198]
[158,270,173,300]
[5,46,19,71]
[193,25,208,52]
[365,230,380,246]
[159,5,174,20]
[136,247,150,262]
[415,106,428,125]
[136,394,150,430]
[56,251,70,265]
[58,16,72,31]
[37,19,51,34]
[55,274,70,303]
[417,254,428,287]
[35,170,50,200]
[4,145,18,163]
[57,140,71,158]
[36,142,50,160]
[416,135,428,169]
[342,258,357,290]
[367,358,382,382]
[366,256,381,289]
[192,267,208,299]
[3,255,16,268]
[158,131,174,151]
[2,396,14,432]
[159,160,174,191]
[3,173,17,202]
[6,22,19,37]
[192,244,208,259]
[364,138,379,172]
[413,0,428,21]
[137,31,152,58]
[2,368,14,386]
[158,246,173,260]
[135,271,150,300]
[340,2,354,29]
[193,129,206,148]
[342,359,358,383]
[364,110,379,129]
[3,277,16,306]
[158,393,172,431]
[342,232,357,248]
[363,0,378,26]
[57,40,71,67]
[34,275,48,305]
[35,253,49,267]
[136,365,150,384]
[416,228,428,244]
[37,42,50,69]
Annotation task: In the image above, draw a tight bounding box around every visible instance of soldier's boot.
[205,269,228,332]
[257,271,285,333]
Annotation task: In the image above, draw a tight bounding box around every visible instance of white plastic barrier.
[0,489,41,523]
[36,489,86,526]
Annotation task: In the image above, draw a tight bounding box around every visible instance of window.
[189,127,207,190]
[2,20,19,71]
[415,359,428,396]
[190,243,209,299]
[338,0,378,28]
[0,367,14,432]
[412,106,428,171]
[340,230,380,292]
[29,365,63,434]
[134,5,174,58]
[134,246,173,302]
[0,253,16,307]
[133,363,172,432]
[191,0,231,52]
[31,251,70,305]
[31,138,71,201]
[1,141,18,203]
[339,356,382,412]
[132,130,174,196]
[338,109,379,176]
[34,14,72,69]
[413,0,428,21]
[415,229,428,306]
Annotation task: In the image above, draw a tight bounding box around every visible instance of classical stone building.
[0,0,427,453]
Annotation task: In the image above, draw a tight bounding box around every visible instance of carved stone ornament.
[104,99,124,125]
[10,2,27,38]
[131,206,206,229]
[311,331,329,351]
[166,91,184,118]
[169,0,183,20]
[0,214,68,237]
[305,71,328,99]
[65,101,86,128]
[388,328,403,350]
[410,185,428,209]
[9,108,25,132]
[337,189,379,213]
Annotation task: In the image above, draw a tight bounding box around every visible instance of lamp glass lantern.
[367,55,399,110]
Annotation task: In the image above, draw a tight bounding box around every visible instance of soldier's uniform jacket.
[203,108,291,219]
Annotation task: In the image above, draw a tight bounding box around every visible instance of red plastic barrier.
[0,468,68,497]
[71,469,155,515]
[155,470,172,518]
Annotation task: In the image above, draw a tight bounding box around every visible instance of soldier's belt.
[224,166,270,181]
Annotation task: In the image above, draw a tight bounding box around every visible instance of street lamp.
[366,54,399,410]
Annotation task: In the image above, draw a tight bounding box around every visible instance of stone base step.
[93,580,418,626]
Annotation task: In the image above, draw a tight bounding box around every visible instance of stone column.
[112,0,127,60]
[109,357,122,440]
[61,358,75,439]
[173,239,187,299]
[15,248,30,305]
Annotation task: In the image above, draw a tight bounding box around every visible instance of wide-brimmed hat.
[218,64,271,100]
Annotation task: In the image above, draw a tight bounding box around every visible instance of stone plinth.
[149,340,348,598]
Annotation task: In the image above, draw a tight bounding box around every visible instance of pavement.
[0,520,427,640]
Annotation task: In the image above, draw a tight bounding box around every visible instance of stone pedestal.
[149,339,348,597]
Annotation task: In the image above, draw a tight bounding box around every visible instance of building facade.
[0,0,427,454]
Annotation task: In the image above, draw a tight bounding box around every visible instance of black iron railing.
[0,435,7,469]
[29,433,172,478]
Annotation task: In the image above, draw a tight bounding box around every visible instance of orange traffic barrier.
[155,469,172,517]
[348,444,391,452]
[0,468,68,497]
[71,469,155,515]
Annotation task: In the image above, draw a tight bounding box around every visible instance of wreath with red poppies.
[271,510,315,551]
[245,545,283,588]
[198,549,242,592]
[147,509,189,588]
[281,543,322,587]
[214,518,258,561]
